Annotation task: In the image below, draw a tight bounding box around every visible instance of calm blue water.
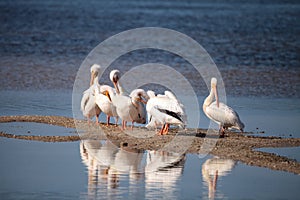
[0,90,299,199]
[0,136,299,200]
[258,147,300,162]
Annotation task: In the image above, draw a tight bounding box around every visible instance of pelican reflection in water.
[145,151,186,199]
[80,139,146,198]
[80,139,186,199]
[202,157,236,199]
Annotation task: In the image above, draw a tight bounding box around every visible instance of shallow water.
[258,147,300,162]
[0,122,75,136]
[0,138,85,200]
[0,136,299,200]
[0,90,300,199]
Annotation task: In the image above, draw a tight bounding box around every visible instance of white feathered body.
[80,64,102,121]
[146,91,187,129]
[109,91,146,124]
[80,85,101,118]
[204,101,244,131]
[95,85,118,118]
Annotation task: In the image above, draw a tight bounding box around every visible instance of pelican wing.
[206,102,241,127]
[159,97,185,114]
[164,91,177,101]
[80,87,100,117]
[157,108,183,123]
[94,85,118,117]
[81,89,91,112]
[147,96,186,126]
[112,94,135,122]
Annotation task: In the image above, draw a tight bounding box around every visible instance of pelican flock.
[81,64,244,137]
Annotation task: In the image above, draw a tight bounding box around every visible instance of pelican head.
[110,70,121,94]
[238,122,245,133]
[90,64,101,73]
[90,64,101,86]
[130,89,149,104]
[211,77,217,87]
[110,70,120,83]
[211,77,219,107]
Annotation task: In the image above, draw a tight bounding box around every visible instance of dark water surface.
[1,0,299,97]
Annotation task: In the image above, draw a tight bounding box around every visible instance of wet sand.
[1,115,300,174]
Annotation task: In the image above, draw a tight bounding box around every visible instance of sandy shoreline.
[1,115,300,174]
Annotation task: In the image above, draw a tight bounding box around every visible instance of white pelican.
[108,70,149,130]
[203,77,244,137]
[95,85,119,126]
[146,90,187,135]
[129,89,148,124]
[80,64,101,125]
[83,64,119,126]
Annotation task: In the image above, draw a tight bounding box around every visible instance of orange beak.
[104,91,112,102]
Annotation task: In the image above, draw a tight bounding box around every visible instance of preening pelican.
[108,70,149,130]
[129,89,148,124]
[203,77,244,137]
[146,90,187,135]
[95,84,119,126]
[80,64,101,124]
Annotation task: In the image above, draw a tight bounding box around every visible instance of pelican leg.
[219,125,225,138]
[162,124,170,135]
[154,121,158,132]
[115,116,119,126]
[131,121,134,130]
[86,115,91,126]
[121,120,126,130]
[158,124,165,135]
[106,115,110,126]
[95,114,99,125]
